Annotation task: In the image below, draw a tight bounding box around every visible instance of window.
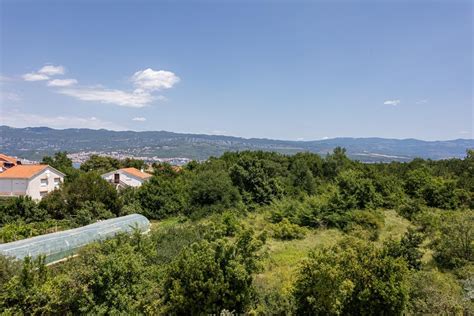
[40,191,48,197]
[54,177,61,185]
[40,179,48,187]
[114,173,120,183]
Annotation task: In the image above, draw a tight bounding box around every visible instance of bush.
[345,209,385,241]
[137,176,188,219]
[187,170,242,217]
[430,211,474,269]
[0,196,47,225]
[408,270,467,314]
[384,228,424,270]
[293,237,409,315]
[271,219,306,240]
[0,220,73,243]
[161,229,265,314]
[331,169,382,210]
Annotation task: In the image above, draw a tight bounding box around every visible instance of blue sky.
[0,0,472,140]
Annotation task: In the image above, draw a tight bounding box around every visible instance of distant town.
[12,151,192,167]
[66,151,192,166]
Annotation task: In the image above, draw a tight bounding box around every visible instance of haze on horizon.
[0,0,472,141]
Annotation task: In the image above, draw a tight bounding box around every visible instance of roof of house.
[0,154,19,165]
[119,167,153,180]
[0,165,63,179]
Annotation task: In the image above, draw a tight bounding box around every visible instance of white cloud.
[22,64,65,82]
[57,87,153,108]
[383,99,401,106]
[416,99,428,104]
[132,117,146,121]
[38,65,65,76]
[22,73,50,81]
[0,110,124,130]
[22,65,178,107]
[131,68,180,92]
[47,78,78,87]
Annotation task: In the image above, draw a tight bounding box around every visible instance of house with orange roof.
[101,167,152,189]
[0,154,21,173]
[0,165,65,200]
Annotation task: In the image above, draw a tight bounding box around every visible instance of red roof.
[0,154,19,165]
[0,165,49,179]
[120,167,153,180]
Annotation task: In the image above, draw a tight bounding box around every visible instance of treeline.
[0,149,473,314]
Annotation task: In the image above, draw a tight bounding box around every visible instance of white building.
[101,167,152,189]
[0,165,65,200]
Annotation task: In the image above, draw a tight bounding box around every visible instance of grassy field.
[251,209,412,298]
[150,209,413,299]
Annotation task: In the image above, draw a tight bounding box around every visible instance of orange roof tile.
[0,165,49,179]
[120,167,153,180]
[0,154,18,165]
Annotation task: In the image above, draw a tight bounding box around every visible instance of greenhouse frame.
[0,214,150,264]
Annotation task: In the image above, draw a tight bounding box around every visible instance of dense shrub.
[384,228,424,270]
[430,211,473,269]
[0,219,73,243]
[293,237,409,315]
[408,270,468,314]
[345,209,385,241]
[187,170,242,217]
[161,229,265,314]
[271,219,306,240]
[137,176,188,219]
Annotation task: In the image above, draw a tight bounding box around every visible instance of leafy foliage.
[293,237,410,315]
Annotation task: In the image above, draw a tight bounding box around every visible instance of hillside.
[0,125,472,162]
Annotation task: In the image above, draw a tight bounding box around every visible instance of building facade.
[101,167,152,189]
[0,165,65,200]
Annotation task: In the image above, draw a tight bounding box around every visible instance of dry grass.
[379,209,412,242]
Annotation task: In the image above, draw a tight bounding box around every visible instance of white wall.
[102,171,145,188]
[0,179,28,196]
[26,168,64,200]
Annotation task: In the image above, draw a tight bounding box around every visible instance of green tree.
[230,155,283,205]
[331,169,382,210]
[161,229,264,314]
[80,155,121,173]
[137,176,188,219]
[41,151,79,181]
[430,211,474,269]
[293,237,409,315]
[188,170,242,217]
[66,172,121,216]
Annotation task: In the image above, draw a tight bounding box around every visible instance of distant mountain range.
[0,126,472,162]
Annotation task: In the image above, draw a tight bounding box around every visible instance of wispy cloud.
[416,99,428,104]
[58,87,154,108]
[383,99,401,106]
[38,65,65,76]
[22,64,65,81]
[22,73,50,81]
[132,117,146,121]
[47,79,78,87]
[0,109,123,130]
[21,65,179,107]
